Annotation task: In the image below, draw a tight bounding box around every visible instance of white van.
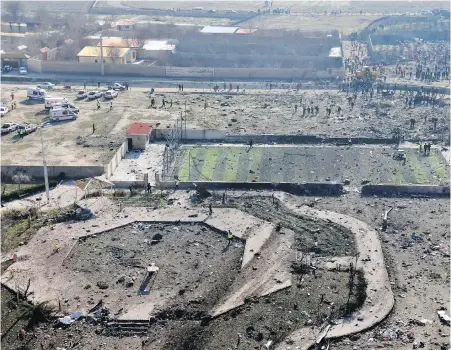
[45,97,69,109]
[52,102,79,113]
[27,87,47,101]
[49,109,77,121]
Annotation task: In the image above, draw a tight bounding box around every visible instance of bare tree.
[124,29,149,49]
[12,172,31,190]
[107,46,123,64]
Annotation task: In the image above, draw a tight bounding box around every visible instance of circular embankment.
[1,197,394,349]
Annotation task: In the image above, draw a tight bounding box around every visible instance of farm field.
[173,145,450,185]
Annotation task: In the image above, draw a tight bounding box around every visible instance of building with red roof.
[127,122,152,149]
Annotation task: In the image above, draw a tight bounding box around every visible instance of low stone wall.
[111,179,146,188]
[0,165,104,179]
[225,134,395,145]
[362,184,450,197]
[104,141,128,179]
[154,128,226,141]
[160,181,343,196]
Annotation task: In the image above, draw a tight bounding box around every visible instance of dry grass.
[241,14,382,34]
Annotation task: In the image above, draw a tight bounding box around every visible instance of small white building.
[137,40,177,60]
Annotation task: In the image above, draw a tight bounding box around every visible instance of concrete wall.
[1,165,104,179]
[361,184,450,197]
[159,181,343,196]
[41,61,102,74]
[104,140,128,179]
[225,134,395,145]
[154,128,226,140]
[26,60,344,80]
[27,58,42,73]
[78,56,125,64]
[128,134,149,149]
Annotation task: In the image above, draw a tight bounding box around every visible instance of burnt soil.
[64,222,245,316]
[227,195,357,257]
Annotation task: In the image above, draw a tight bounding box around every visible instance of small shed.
[127,122,152,149]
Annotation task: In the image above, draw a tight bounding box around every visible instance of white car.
[19,67,27,75]
[49,109,77,121]
[76,91,87,99]
[0,106,9,117]
[107,83,126,91]
[17,123,38,134]
[1,123,18,134]
[37,82,55,89]
[52,102,79,113]
[104,90,118,99]
[87,91,102,100]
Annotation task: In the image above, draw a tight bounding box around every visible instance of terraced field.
[173,145,449,185]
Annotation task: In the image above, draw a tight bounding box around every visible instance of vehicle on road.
[52,102,79,113]
[27,87,47,101]
[87,91,103,100]
[19,67,28,75]
[49,109,77,121]
[37,82,55,89]
[76,91,88,99]
[107,83,126,91]
[104,90,118,99]
[2,65,12,73]
[0,105,9,117]
[192,7,203,12]
[225,9,237,13]
[1,123,18,134]
[44,97,69,109]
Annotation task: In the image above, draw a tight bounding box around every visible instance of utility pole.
[100,34,104,76]
[39,127,50,202]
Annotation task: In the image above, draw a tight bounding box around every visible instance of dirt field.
[1,84,137,165]
[64,222,244,318]
[2,83,449,166]
[174,145,449,185]
[241,14,381,34]
[120,1,448,14]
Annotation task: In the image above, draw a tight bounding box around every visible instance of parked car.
[87,91,103,100]
[49,109,77,121]
[76,90,87,99]
[17,123,38,134]
[27,87,47,100]
[19,67,27,75]
[2,65,12,73]
[107,83,126,91]
[104,90,118,99]
[0,105,9,117]
[37,82,55,89]
[44,97,69,109]
[1,123,18,134]
[225,9,237,13]
[52,102,79,113]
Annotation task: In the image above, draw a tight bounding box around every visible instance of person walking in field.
[97,100,100,110]
[110,101,113,111]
